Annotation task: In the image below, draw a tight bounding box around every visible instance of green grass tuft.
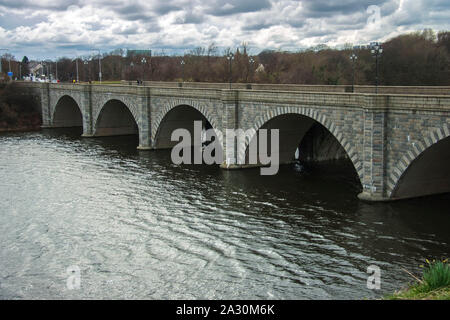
[421,260,450,292]
[385,259,450,300]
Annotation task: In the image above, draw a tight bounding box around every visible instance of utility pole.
[227,52,234,89]
[141,57,146,83]
[370,42,383,94]
[181,59,185,82]
[350,53,358,93]
[91,48,102,82]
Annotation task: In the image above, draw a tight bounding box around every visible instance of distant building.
[353,45,370,50]
[255,64,265,73]
[29,62,43,75]
[127,49,152,58]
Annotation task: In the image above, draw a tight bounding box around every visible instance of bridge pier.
[137,145,153,151]
[357,192,390,202]
[219,162,264,170]
[358,96,389,202]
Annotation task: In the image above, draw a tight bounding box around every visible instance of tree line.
[2,29,449,86]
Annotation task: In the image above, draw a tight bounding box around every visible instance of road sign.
[7,71,13,77]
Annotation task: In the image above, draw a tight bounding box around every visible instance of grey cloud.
[174,11,205,24]
[301,0,390,17]
[0,0,80,11]
[152,2,181,15]
[242,22,276,31]
[204,0,271,16]
[0,11,47,29]
[112,3,155,21]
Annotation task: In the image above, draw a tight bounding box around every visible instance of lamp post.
[227,52,234,89]
[249,57,255,83]
[48,62,52,81]
[180,59,185,82]
[141,57,146,83]
[149,49,152,81]
[130,62,135,82]
[84,59,89,82]
[350,53,358,93]
[92,48,102,82]
[75,58,79,83]
[55,59,58,82]
[370,42,383,94]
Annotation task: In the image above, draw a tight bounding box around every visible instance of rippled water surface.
[0,129,449,299]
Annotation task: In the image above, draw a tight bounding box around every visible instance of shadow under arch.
[154,104,222,153]
[94,99,139,137]
[53,95,83,129]
[390,135,450,200]
[243,112,363,187]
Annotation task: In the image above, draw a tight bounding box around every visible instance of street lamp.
[76,58,79,82]
[350,53,358,93]
[180,59,185,82]
[370,42,383,94]
[249,57,255,83]
[72,58,80,83]
[84,59,89,82]
[227,52,234,89]
[141,57,146,83]
[130,62,135,82]
[48,62,52,81]
[91,48,102,83]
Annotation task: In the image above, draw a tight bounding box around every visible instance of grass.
[385,259,450,300]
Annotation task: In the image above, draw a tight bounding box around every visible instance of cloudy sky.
[0,0,449,60]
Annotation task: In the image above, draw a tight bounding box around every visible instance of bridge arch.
[243,106,363,181]
[388,124,450,200]
[153,101,223,150]
[52,95,83,129]
[94,99,139,136]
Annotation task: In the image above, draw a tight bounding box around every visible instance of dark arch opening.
[95,100,138,137]
[155,105,216,149]
[392,136,450,200]
[53,96,83,129]
[297,122,349,163]
[245,113,361,186]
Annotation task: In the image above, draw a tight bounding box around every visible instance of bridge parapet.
[125,80,450,95]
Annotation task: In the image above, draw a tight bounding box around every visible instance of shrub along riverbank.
[386,259,450,300]
[0,82,41,132]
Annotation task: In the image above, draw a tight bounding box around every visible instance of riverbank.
[0,82,42,132]
[385,260,450,300]
[386,286,450,300]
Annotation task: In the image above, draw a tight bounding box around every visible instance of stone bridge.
[35,82,450,202]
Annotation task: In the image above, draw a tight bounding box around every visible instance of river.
[0,128,449,299]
